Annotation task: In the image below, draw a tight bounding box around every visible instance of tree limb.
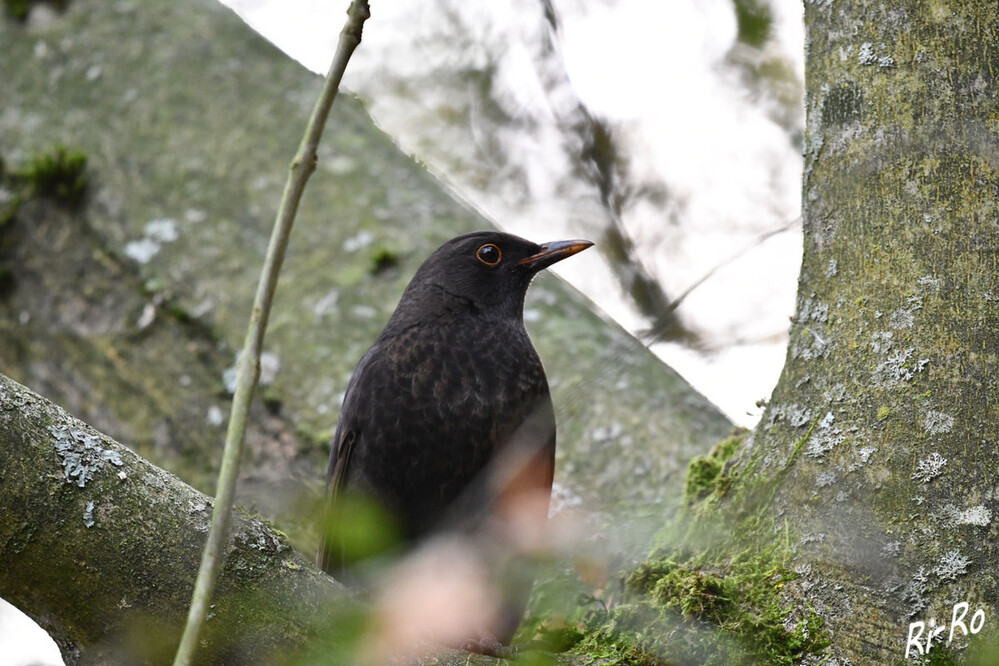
[0,373,354,666]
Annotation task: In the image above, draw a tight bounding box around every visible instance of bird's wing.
[327,426,355,499]
[316,348,374,575]
[316,426,355,575]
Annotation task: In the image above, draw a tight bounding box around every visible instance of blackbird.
[317,230,592,648]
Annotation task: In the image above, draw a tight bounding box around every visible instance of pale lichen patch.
[822,383,847,403]
[872,344,922,387]
[933,550,971,582]
[912,452,947,483]
[942,504,992,527]
[857,42,878,65]
[805,410,844,459]
[888,308,914,329]
[917,275,941,292]
[881,540,901,558]
[815,471,837,488]
[847,445,878,472]
[50,424,125,488]
[922,410,955,435]
[903,566,931,616]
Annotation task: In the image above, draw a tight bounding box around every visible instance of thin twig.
[642,216,801,345]
[171,3,371,664]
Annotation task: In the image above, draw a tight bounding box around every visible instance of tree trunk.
[731,1,999,661]
[0,373,354,665]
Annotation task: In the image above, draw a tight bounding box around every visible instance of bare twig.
[171,3,371,664]
[642,216,801,345]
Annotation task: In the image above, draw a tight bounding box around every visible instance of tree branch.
[0,373,354,665]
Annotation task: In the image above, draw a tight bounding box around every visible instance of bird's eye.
[476,243,502,266]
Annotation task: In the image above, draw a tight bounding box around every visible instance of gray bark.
[729,1,999,662]
[0,372,353,665]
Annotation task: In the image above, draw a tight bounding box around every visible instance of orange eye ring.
[476,243,502,266]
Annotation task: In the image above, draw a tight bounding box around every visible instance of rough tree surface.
[729,1,999,662]
[0,373,353,665]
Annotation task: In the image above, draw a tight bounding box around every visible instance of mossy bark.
[0,373,355,665]
[726,1,999,662]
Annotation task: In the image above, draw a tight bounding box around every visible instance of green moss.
[1,146,89,211]
[877,405,891,420]
[15,146,89,206]
[571,426,829,665]
[684,429,747,503]
[889,645,961,666]
[578,516,828,665]
[2,0,29,19]
[966,627,999,665]
[923,650,961,665]
[369,246,400,275]
[619,543,826,665]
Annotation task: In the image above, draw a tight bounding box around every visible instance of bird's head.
[391,231,593,323]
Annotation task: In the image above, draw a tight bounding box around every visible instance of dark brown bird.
[317,230,592,649]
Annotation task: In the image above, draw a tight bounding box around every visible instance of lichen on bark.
[728,1,999,661]
[0,373,356,665]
